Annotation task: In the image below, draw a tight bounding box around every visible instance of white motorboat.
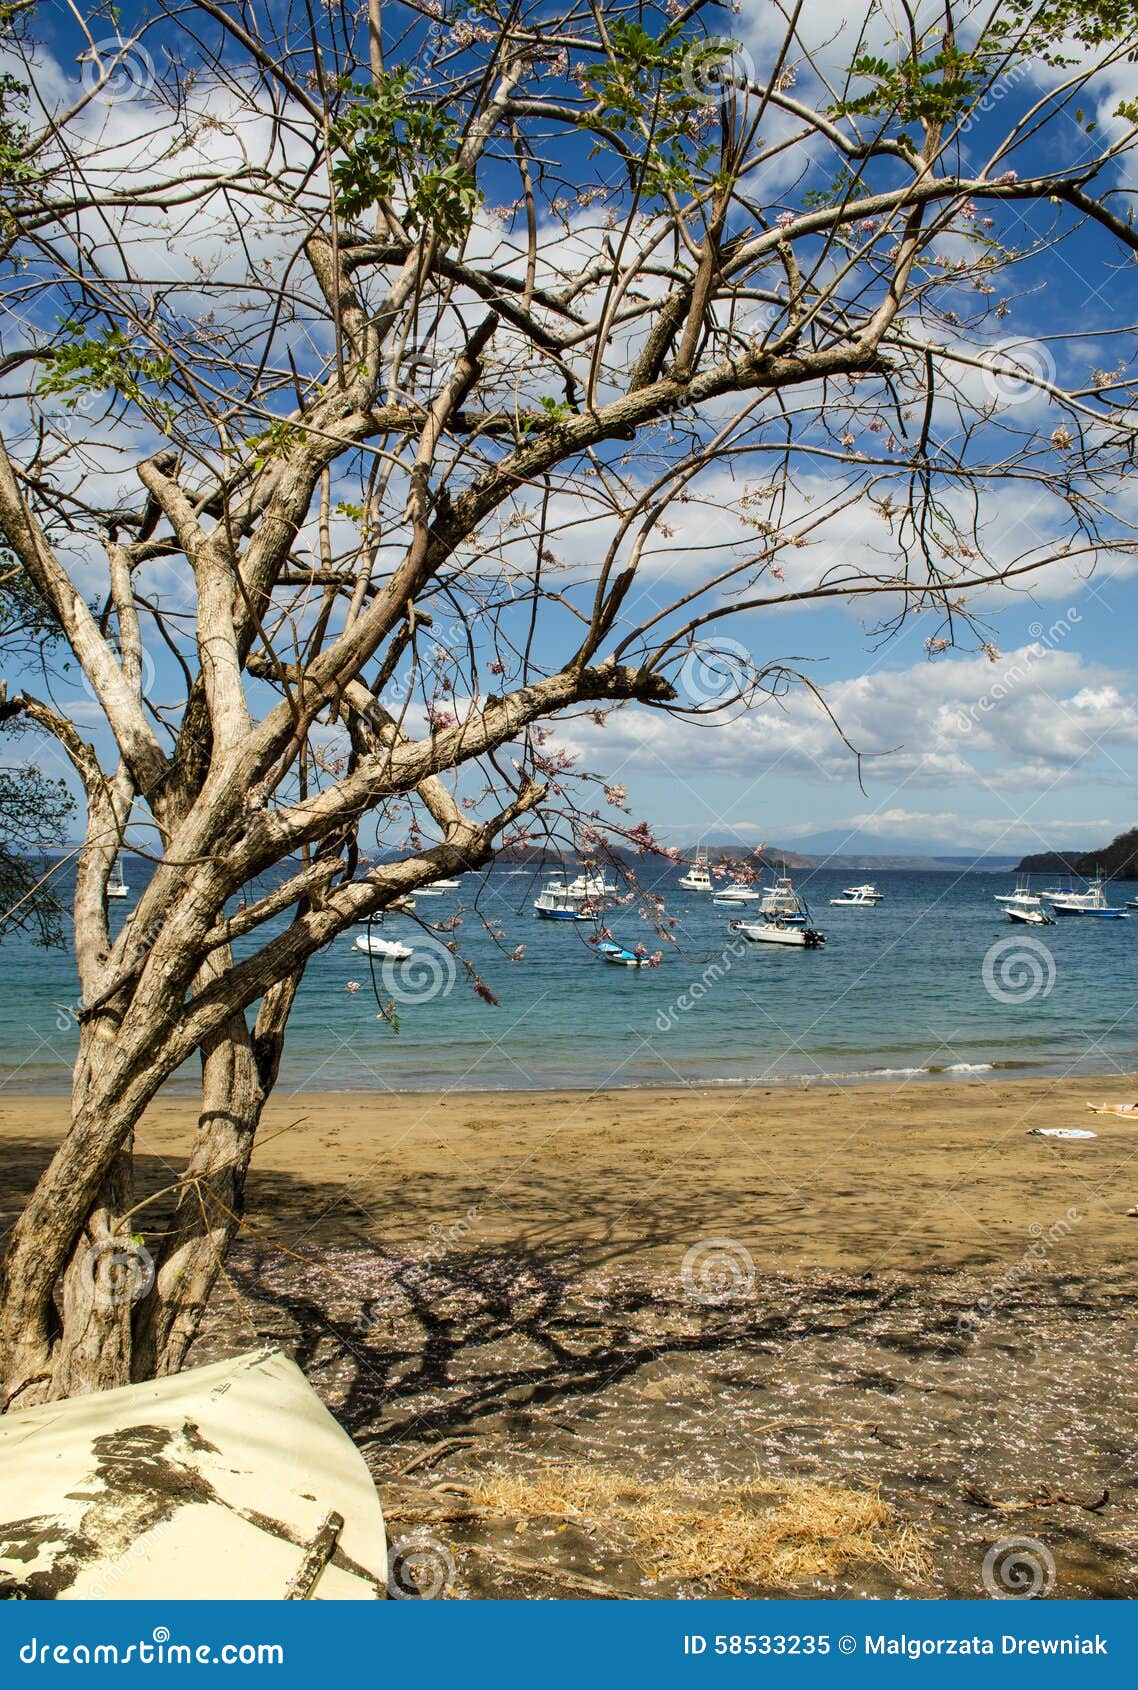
[995,882,1046,905]
[1005,890,1055,926]
[730,916,825,948]
[1048,877,1128,918]
[679,844,712,893]
[758,875,806,922]
[414,876,462,897]
[107,855,129,899]
[567,868,615,898]
[712,881,762,906]
[353,933,413,960]
[830,885,881,907]
[533,869,611,920]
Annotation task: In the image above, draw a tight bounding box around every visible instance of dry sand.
[3,1076,1138,1599]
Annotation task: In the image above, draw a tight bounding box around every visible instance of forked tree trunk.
[0,964,302,1409]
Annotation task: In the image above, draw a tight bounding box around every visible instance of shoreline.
[2,1054,1132,1101]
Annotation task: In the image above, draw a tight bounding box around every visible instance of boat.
[595,939,651,968]
[0,1348,387,1600]
[533,878,592,920]
[1004,890,1055,926]
[758,875,806,923]
[679,844,712,893]
[830,884,882,907]
[354,933,413,960]
[106,855,129,899]
[432,877,461,890]
[730,916,825,948]
[712,881,763,906]
[532,868,612,920]
[1048,877,1128,918]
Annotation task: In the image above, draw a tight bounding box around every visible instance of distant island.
[1017,828,1138,882]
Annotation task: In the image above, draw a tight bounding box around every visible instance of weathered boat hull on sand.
[0,1348,386,1600]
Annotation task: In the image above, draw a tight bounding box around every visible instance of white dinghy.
[354,933,413,960]
[0,1348,387,1600]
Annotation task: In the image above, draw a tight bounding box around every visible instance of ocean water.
[1,863,1136,1096]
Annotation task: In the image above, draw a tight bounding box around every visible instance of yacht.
[679,845,712,893]
[532,869,612,921]
[1048,877,1128,918]
[712,881,762,906]
[107,855,129,900]
[758,875,806,923]
[830,883,882,907]
[414,876,462,897]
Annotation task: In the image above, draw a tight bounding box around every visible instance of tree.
[2,0,1137,1406]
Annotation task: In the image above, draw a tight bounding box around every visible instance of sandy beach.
[4,1076,1138,1599]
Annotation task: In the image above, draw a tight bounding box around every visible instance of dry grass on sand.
[455,1463,931,1592]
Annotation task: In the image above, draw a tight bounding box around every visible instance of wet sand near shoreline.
[3,1076,1138,1599]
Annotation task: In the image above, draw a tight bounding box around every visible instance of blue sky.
[4,1,1138,862]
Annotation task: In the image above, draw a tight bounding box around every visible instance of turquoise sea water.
[1,863,1136,1096]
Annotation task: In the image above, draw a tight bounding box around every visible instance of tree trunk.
[0,957,306,1410]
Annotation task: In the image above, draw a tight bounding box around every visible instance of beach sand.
[3,1076,1138,1598]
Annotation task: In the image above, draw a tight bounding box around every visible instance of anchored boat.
[679,844,712,893]
[830,883,883,907]
[354,933,413,960]
[533,868,613,921]
[1004,891,1055,926]
[730,886,825,948]
[1047,877,1128,918]
[595,939,651,968]
[730,916,826,948]
[712,881,763,906]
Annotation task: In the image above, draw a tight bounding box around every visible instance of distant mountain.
[1018,828,1138,883]
[779,827,1020,869]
